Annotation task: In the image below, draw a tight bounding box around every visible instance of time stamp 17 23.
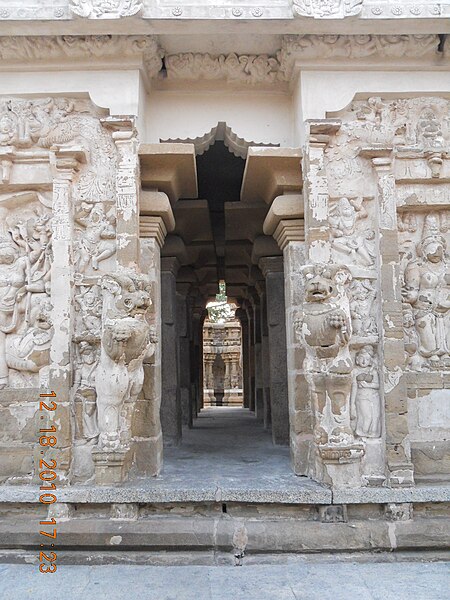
[38,390,58,574]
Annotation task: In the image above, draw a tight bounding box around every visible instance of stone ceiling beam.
[139,143,198,204]
[241,147,302,204]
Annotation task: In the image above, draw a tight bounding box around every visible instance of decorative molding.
[0,0,448,21]
[279,34,442,77]
[292,0,363,19]
[164,52,283,85]
[70,0,143,19]
[0,35,163,79]
[0,34,446,87]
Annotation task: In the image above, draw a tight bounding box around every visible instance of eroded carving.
[165,52,283,85]
[329,197,375,267]
[75,203,116,273]
[349,279,377,337]
[0,36,163,79]
[295,265,364,464]
[402,212,450,370]
[0,203,53,388]
[95,269,155,451]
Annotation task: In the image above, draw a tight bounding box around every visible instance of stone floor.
[2,556,449,600]
[153,406,327,502]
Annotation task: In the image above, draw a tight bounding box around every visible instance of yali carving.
[295,265,365,464]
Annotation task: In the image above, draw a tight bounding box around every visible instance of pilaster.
[369,151,414,487]
[48,147,86,485]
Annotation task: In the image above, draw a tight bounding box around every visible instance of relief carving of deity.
[349,279,377,337]
[0,209,52,388]
[329,197,375,267]
[402,213,450,370]
[75,203,116,273]
[351,346,381,438]
[74,341,99,445]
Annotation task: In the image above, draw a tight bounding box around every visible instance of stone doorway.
[159,133,290,459]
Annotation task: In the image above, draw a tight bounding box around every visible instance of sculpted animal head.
[302,264,351,304]
[102,270,152,317]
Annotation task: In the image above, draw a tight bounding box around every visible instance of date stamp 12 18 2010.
[38,390,58,574]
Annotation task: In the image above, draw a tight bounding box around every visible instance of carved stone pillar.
[259,257,289,446]
[161,256,181,446]
[91,119,156,484]
[48,147,86,484]
[244,303,256,412]
[237,309,250,409]
[177,283,191,427]
[368,152,414,486]
[263,195,308,472]
[250,293,264,420]
[137,191,174,476]
[257,284,272,429]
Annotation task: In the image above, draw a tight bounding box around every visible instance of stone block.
[132,398,160,438]
[412,441,450,478]
[134,435,163,477]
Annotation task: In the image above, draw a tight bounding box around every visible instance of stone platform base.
[0,484,449,555]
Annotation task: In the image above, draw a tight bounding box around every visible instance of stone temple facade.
[203,282,243,406]
[0,0,449,555]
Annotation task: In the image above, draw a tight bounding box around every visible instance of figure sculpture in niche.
[295,264,364,463]
[6,301,52,382]
[74,285,102,341]
[351,345,381,438]
[0,237,30,387]
[95,269,154,450]
[403,212,450,369]
[75,203,116,273]
[74,341,99,445]
[349,279,377,337]
[329,197,375,267]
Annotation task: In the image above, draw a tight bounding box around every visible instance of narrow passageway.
[162,406,293,484]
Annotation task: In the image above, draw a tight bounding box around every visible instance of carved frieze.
[0,194,53,388]
[292,0,363,19]
[279,34,441,77]
[165,52,283,85]
[0,36,163,79]
[70,0,143,19]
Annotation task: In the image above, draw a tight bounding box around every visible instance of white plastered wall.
[144,90,293,147]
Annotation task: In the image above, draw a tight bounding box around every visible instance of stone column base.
[92,448,131,485]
